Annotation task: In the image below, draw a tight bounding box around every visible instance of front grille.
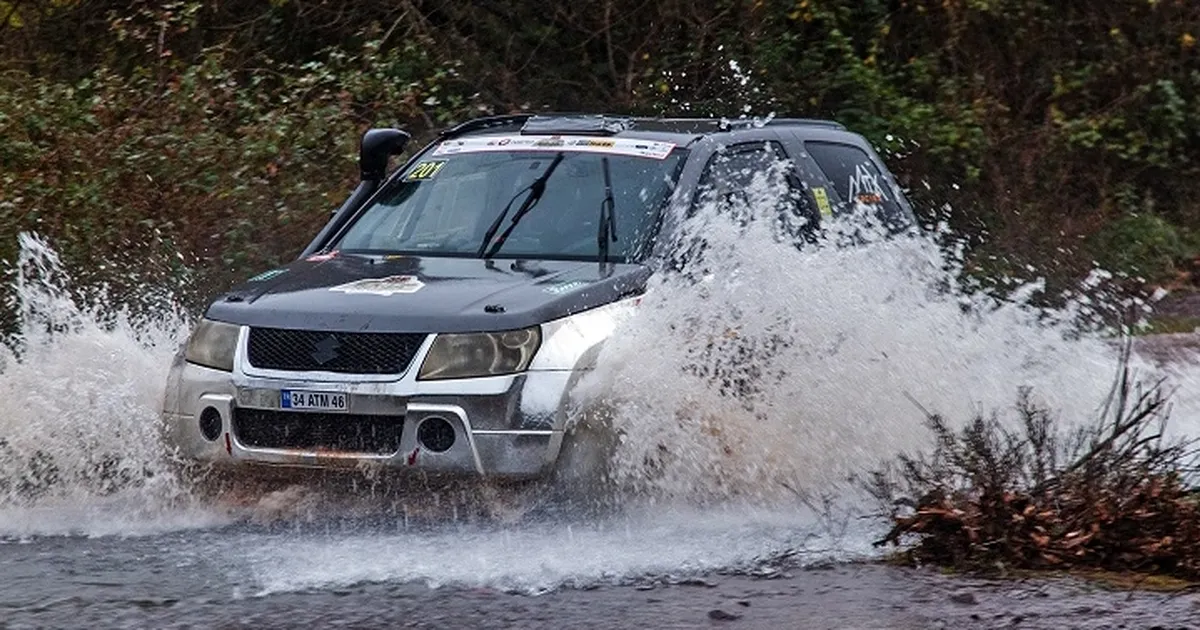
[232,409,404,455]
[247,327,426,374]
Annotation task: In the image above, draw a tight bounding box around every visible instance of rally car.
[161,113,916,483]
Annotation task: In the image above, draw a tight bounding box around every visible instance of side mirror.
[360,128,411,181]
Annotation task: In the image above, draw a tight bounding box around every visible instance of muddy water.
[3,214,1200,630]
[5,534,1200,629]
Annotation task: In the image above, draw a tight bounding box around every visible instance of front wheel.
[542,410,622,515]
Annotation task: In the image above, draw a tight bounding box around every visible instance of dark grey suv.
[162,113,916,482]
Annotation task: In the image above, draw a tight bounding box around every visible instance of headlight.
[184,319,240,372]
[418,327,541,380]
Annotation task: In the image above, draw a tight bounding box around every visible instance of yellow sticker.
[813,187,833,216]
[405,160,446,181]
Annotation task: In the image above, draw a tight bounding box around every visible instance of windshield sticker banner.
[404,160,446,181]
[432,135,676,160]
[329,275,425,296]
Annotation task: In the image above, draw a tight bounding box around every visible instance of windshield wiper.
[477,152,565,258]
[597,156,618,264]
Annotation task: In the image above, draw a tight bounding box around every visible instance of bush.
[1094,212,1198,284]
[3,0,1200,302]
[0,35,483,323]
[867,343,1200,578]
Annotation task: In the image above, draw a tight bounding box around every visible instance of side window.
[804,141,909,229]
[693,141,818,240]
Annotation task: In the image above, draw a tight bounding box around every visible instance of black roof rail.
[619,116,846,133]
[437,114,533,139]
[723,117,846,131]
[434,112,847,139]
[624,118,726,134]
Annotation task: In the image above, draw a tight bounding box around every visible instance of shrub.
[3,0,1200,304]
[867,344,1200,578]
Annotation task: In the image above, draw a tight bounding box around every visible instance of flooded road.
[3,228,1200,628]
[6,528,1200,629]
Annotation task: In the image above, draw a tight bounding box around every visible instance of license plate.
[280,390,348,411]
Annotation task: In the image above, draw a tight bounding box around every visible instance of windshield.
[334,137,688,263]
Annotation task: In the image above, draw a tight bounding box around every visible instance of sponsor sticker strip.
[812,187,833,216]
[432,135,677,160]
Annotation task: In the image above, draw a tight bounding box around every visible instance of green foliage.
[0,34,481,297]
[1095,213,1195,280]
[0,0,1198,297]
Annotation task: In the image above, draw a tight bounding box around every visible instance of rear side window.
[693,141,818,239]
[698,142,788,196]
[805,141,909,229]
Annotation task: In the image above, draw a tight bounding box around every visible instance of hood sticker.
[306,250,339,262]
[329,275,425,296]
[247,268,287,282]
[543,280,590,295]
[432,135,676,160]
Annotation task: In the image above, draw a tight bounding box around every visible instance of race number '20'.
[405,160,446,181]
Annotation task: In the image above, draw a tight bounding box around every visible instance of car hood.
[204,253,651,333]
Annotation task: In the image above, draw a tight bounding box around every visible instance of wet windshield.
[335,137,688,263]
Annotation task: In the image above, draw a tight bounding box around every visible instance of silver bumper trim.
[471,430,555,436]
[407,402,484,475]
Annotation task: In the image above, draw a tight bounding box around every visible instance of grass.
[1139,315,1200,336]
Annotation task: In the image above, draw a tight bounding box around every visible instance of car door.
[785,135,916,232]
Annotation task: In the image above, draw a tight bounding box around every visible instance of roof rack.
[520,114,632,136]
[735,117,845,131]
[436,112,846,139]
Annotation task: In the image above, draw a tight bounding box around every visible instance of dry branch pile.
[868,346,1200,578]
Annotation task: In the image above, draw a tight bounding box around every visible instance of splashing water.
[0,233,224,537]
[0,170,1198,595]
[241,503,876,595]
[578,166,1200,503]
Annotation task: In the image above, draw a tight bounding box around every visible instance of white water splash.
[578,171,1200,503]
[243,503,871,595]
[0,233,224,537]
[0,181,1197,595]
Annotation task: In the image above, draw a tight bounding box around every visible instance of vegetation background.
[3,0,1199,580]
[1,0,1198,316]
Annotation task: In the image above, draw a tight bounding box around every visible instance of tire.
[544,408,621,515]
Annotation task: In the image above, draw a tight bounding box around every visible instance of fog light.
[199,407,223,441]
[416,416,456,453]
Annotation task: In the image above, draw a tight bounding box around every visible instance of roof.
[436,113,847,146]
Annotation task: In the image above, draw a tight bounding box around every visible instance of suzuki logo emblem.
[311,335,341,365]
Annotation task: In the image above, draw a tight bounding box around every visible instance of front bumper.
[160,340,580,481]
[162,298,636,480]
